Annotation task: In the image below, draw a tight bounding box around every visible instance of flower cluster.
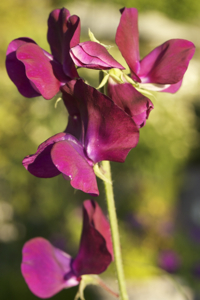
[6,6,195,299]
[6,8,195,194]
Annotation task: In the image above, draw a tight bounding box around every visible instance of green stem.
[102,160,129,300]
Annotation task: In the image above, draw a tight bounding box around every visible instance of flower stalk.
[102,160,129,300]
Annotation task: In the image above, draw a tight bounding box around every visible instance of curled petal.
[72,200,112,276]
[108,80,153,128]
[47,8,71,63]
[116,8,140,81]
[47,8,80,78]
[21,237,79,299]
[139,39,195,85]
[16,43,60,99]
[51,138,99,196]
[70,41,124,70]
[22,133,66,178]
[6,38,41,98]
[84,200,113,260]
[62,79,139,163]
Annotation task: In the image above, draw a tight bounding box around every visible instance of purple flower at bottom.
[21,200,113,299]
[22,79,139,196]
[158,250,181,273]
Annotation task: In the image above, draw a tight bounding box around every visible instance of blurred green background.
[0,0,200,299]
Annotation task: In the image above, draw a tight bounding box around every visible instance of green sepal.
[135,86,157,103]
[94,163,112,184]
[88,29,113,50]
[96,73,109,90]
[54,97,62,108]
[109,69,124,84]
[123,73,139,87]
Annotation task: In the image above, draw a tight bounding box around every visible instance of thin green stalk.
[102,160,129,300]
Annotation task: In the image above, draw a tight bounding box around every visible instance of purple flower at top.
[158,250,181,273]
[108,7,195,128]
[21,200,113,298]
[6,8,124,100]
[6,8,80,99]
[22,79,139,195]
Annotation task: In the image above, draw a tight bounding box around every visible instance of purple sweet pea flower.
[21,200,113,298]
[107,7,195,128]
[116,7,195,91]
[22,79,139,195]
[70,41,124,70]
[6,8,80,99]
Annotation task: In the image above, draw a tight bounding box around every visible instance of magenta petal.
[161,80,183,93]
[16,43,60,99]
[139,39,195,84]
[47,8,80,78]
[70,41,124,70]
[21,238,79,298]
[107,81,154,128]
[6,38,41,98]
[22,133,66,178]
[62,80,139,163]
[116,8,140,81]
[72,200,112,276]
[51,138,99,196]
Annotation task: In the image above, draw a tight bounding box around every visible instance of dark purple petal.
[62,79,139,163]
[6,38,41,98]
[51,138,99,196]
[22,133,66,178]
[108,80,153,128]
[84,200,113,259]
[21,238,79,298]
[16,43,60,99]
[47,8,70,63]
[72,200,112,276]
[116,8,140,81]
[47,8,80,78]
[139,39,195,85]
[70,41,124,70]
[62,89,83,142]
